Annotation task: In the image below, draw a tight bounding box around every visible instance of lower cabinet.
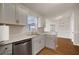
[45,35,57,49]
[0,44,12,55]
[32,34,56,55]
[0,34,56,55]
[32,35,45,55]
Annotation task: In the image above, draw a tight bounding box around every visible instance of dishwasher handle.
[21,42,30,45]
[13,38,31,45]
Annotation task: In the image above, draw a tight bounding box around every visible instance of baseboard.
[70,38,79,46]
[57,37,79,46]
[57,37,71,40]
[73,42,79,46]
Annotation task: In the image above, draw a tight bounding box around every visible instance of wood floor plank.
[38,37,79,55]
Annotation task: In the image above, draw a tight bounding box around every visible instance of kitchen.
[0,3,57,55]
[0,3,79,55]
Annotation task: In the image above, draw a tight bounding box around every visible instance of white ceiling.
[22,3,76,17]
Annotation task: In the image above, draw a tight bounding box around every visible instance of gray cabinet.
[0,4,27,25]
[39,35,45,50]
[15,5,27,25]
[1,3,16,24]
[45,35,56,49]
[0,4,3,22]
[32,36,40,55]
[32,35,45,55]
[0,44,12,55]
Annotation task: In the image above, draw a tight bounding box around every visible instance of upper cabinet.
[0,3,16,24]
[0,4,3,22]
[0,4,27,25]
[0,3,43,26]
[15,5,27,25]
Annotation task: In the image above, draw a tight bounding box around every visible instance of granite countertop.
[0,34,37,46]
[0,32,57,46]
[44,31,57,35]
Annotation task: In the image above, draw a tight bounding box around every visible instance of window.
[37,17,42,27]
[27,16,38,32]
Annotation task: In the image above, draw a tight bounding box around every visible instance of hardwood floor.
[38,37,79,55]
[37,47,63,55]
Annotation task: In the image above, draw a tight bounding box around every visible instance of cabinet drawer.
[0,44,12,55]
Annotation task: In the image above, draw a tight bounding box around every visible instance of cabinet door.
[46,35,56,49]
[42,35,45,48]
[2,3,16,24]
[39,35,45,50]
[0,44,12,55]
[32,35,45,55]
[0,4,3,23]
[16,6,26,25]
[36,35,45,53]
[32,37,39,55]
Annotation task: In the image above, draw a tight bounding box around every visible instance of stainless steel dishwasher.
[12,38,32,55]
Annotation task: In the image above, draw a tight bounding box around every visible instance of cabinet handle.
[16,20,19,23]
[22,43,26,45]
[5,48,8,50]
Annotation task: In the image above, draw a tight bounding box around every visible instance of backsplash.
[9,26,27,39]
[37,27,44,34]
[9,26,44,40]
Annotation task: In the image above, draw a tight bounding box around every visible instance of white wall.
[56,17,71,38]
[45,12,72,38]
[72,7,79,45]
[70,11,74,42]
[44,19,52,31]
[44,6,79,45]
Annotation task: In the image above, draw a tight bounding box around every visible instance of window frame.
[27,15,38,32]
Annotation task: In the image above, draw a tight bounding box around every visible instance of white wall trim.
[71,39,79,46]
[73,42,79,46]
